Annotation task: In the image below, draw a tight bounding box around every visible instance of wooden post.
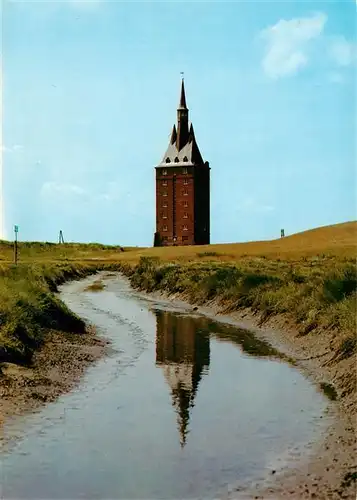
[14,225,18,265]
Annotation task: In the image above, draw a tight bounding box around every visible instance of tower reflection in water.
[155,310,210,448]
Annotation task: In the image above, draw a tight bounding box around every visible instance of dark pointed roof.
[178,79,187,109]
[188,123,194,143]
[170,124,177,145]
[158,79,205,167]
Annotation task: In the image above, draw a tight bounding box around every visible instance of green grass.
[0,262,118,365]
[122,255,356,345]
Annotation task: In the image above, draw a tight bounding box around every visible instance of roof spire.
[170,124,177,145]
[188,123,194,143]
[178,74,187,109]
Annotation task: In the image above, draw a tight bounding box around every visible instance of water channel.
[1,274,329,499]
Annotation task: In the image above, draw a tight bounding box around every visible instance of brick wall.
[155,164,209,246]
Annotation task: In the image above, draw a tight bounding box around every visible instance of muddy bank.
[0,266,117,428]
[128,283,356,500]
[0,326,110,431]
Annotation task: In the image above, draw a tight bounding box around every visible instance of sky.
[1,0,356,245]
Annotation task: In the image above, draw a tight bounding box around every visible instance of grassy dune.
[0,241,126,264]
[0,221,355,264]
[0,221,356,371]
[114,220,357,262]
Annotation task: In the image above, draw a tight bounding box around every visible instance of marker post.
[14,225,19,265]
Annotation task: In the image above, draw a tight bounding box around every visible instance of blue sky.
[1,0,356,245]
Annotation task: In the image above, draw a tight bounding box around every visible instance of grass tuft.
[319,382,338,401]
[85,280,105,292]
[337,335,357,359]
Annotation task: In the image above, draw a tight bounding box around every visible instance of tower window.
[184,201,188,207]
[183,212,188,219]
[183,189,188,196]
[162,191,168,197]
[174,157,179,163]
[183,167,188,174]
[162,201,168,208]
[163,225,168,232]
[162,213,167,219]
[162,180,167,186]
[183,157,188,163]
[183,179,188,185]
[183,224,188,231]
[165,158,170,164]
[162,169,168,175]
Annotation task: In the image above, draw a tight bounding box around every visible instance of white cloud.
[41,182,87,197]
[93,181,122,202]
[260,12,327,79]
[329,36,357,66]
[40,180,151,221]
[1,144,23,153]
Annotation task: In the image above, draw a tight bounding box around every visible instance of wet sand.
[0,327,110,433]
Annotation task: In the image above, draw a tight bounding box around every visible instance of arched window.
[162,169,167,175]
[183,156,188,162]
[174,157,179,163]
[165,158,171,163]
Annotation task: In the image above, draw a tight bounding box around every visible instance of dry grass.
[0,221,356,265]
[112,220,357,263]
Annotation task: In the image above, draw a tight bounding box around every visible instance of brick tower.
[154,79,210,247]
